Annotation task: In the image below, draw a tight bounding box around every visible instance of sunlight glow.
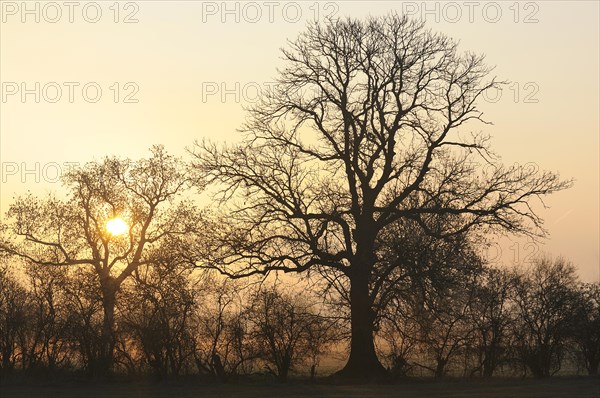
[106,217,129,236]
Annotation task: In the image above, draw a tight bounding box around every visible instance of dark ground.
[1,377,599,398]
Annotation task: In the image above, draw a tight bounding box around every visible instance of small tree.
[375,218,482,378]
[512,256,579,377]
[61,267,105,375]
[247,286,335,381]
[120,263,198,379]
[378,301,419,378]
[0,261,28,376]
[194,276,258,381]
[468,267,516,377]
[572,282,600,376]
[412,271,480,379]
[20,264,70,373]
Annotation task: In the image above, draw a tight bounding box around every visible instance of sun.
[106,217,129,236]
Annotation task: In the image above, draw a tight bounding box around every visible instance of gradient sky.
[1,1,598,281]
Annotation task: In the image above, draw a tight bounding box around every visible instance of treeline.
[0,262,338,381]
[1,256,598,381]
[378,257,600,379]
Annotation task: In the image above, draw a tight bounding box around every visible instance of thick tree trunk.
[211,353,227,382]
[97,281,117,377]
[278,365,289,382]
[585,352,599,376]
[482,347,497,378]
[336,268,388,381]
[482,358,494,378]
[434,359,447,379]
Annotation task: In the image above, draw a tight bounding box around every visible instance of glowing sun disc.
[106,217,128,236]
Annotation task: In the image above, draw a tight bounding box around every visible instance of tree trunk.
[278,365,289,382]
[482,359,494,378]
[586,355,599,376]
[211,353,227,382]
[482,347,496,378]
[98,281,117,378]
[434,359,447,379]
[336,268,387,381]
[310,364,317,382]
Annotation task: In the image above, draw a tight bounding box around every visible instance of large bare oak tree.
[192,15,570,379]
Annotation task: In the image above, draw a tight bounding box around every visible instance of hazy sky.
[1,1,598,281]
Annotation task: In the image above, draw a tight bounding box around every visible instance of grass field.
[1,377,599,398]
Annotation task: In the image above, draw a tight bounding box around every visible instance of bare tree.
[0,146,202,376]
[378,300,419,378]
[412,270,480,379]
[191,15,571,379]
[376,219,482,378]
[194,276,258,381]
[247,286,335,381]
[20,264,70,373]
[572,282,600,376]
[120,263,198,379]
[61,267,105,376]
[0,260,28,377]
[511,256,579,378]
[467,267,516,377]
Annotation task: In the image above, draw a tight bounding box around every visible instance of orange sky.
[1,1,598,281]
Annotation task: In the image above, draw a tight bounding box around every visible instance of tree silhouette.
[246,286,336,382]
[468,267,516,378]
[0,261,28,376]
[192,14,571,380]
[572,282,600,376]
[62,267,104,375]
[194,276,258,381]
[0,146,202,376]
[375,221,483,378]
[512,256,579,377]
[120,262,198,379]
[20,264,70,373]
